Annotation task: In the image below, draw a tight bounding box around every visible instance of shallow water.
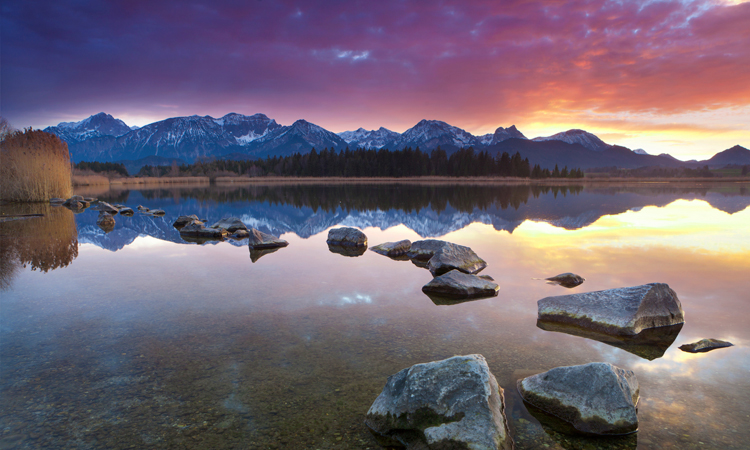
[1,182,749,449]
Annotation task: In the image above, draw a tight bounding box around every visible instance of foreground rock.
[210,217,248,232]
[366,354,512,450]
[537,283,684,336]
[422,270,499,300]
[96,212,115,232]
[546,273,585,288]
[326,227,367,247]
[179,221,227,239]
[406,239,449,261]
[679,338,733,353]
[518,362,639,435]
[173,215,200,228]
[92,202,119,214]
[248,228,288,249]
[427,242,487,276]
[370,239,411,257]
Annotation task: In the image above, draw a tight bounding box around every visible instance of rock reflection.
[327,244,367,257]
[0,204,78,289]
[249,247,281,263]
[536,320,683,360]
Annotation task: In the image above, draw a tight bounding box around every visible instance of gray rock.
[210,217,248,232]
[137,205,149,211]
[326,227,367,247]
[230,229,250,239]
[370,239,411,257]
[517,362,639,435]
[537,283,684,336]
[92,202,119,214]
[70,195,84,201]
[63,199,86,210]
[173,215,199,228]
[422,270,499,300]
[118,207,134,216]
[248,228,288,249]
[179,221,226,239]
[147,209,166,216]
[406,239,449,261]
[679,338,733,353]
[96,212,115,232]
[366,354,512,450]
[427,243,487,277]
[546,273,585,288]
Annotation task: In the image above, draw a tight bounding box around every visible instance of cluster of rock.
[51,195,97,212]
[173,215,288,260]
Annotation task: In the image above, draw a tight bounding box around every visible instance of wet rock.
[366,354,513,450]
[422,270,499,300]
[370,239,411,257]
[179,221,226,239]
[248,228,288,249]
[328,244,367,257]
[326,227,367,247]
[96,212,116,232]
[92,202,119,214]
[230,229,250,239]
[63,199,87,210]
[679,338,733,353]
[137,205,148,211]
[537,283,684,336]
[517,362,639,435]
[118,207,134,216]
[147,209,166,216]
[70,195,84,201]
[406,239,449,261]
[479,275,495,281]
[173,215,200,228]
[546,273,585,288]
[537,321,683,361]
[210,217,248,232]
[427,243,487,277]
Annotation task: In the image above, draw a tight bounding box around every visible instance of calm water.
[1,182,749,450]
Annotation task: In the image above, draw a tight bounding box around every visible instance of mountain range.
[44,112,749,170]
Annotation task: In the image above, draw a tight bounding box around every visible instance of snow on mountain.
[633,149,649,155]
[388,120,481,150]
[249,119,349,156]
[532,129,612,152]
[479,125,528,145]
[338,127,401,149]
[44,112,132,143]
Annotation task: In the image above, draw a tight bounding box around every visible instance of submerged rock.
[406,239,449,261]
[96,212,115,232]
[210,217,248,232]
[248,228,288,249]
[179,221,226,239]
[546,273,585,288]
[92,202,119,214]
[173,215,200,228]
[326,227,367,247]
[427,242,487,277]
[370,239,411,257]
[679,338,733,353]
[422,270,499,300]
[517,362,639,436]
[537,283,684,336]
[366,354,513,450]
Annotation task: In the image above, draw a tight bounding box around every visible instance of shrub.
[0,126,72,202]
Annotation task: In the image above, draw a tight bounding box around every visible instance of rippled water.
[1,182,749,449]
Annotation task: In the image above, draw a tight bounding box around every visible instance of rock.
[517,362,639,435]
[537,283,684,336]
[118,207,134,216]
[173,215,200,228]
[427,243,487,277]
[137,205,149,211]
[479,275,495,281]
[210,217,248,232]
[406,239,449,261]
[422,270,499,300]
[326,227,367,247]
[365,354,512,450]
[147,209,166,216]
[328,244,367,257]
[70,195,84,201]
[50,198,65,204]
[96,212,115,232]
[248,228,288,249]
[179,221,226,239]
[546,273,585,288]
[92,202,119,214]
[370,239,411,257]
[230,229,250,239]
[63,199,85,210]
[83,197,97,203]
[679,338,733,353]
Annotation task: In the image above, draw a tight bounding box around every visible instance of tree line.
[137,147,584,179]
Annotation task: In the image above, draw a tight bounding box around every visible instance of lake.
[1,182,749,450]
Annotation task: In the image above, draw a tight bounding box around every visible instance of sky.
[2,0,749,160]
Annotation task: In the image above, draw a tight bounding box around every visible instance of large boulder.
[173,215,200,228]
[179,221,227,239]
[406,239,449,261]
[427,243,487,277]
[537,283,684,336]
[326,227,367,247]
[366,354,512,450]
[370,239,412,257]
[422,270,499,300]
[679,338,733,353]
[92,202,119,214]
[248,228,288,249]
[517,362,639,435]
[545,273,585,288]
[210,217,248,232]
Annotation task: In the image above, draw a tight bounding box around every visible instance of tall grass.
[0,127,72,202]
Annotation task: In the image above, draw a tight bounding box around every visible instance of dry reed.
[72,174,111,186]
[109,176,209,185]
[0,128,72,202]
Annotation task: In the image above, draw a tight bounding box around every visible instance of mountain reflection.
[0,204,79,289]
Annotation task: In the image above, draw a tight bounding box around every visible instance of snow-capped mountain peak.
[532,129,611,152]
[45,112,132,142]
[338,127,401,149]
